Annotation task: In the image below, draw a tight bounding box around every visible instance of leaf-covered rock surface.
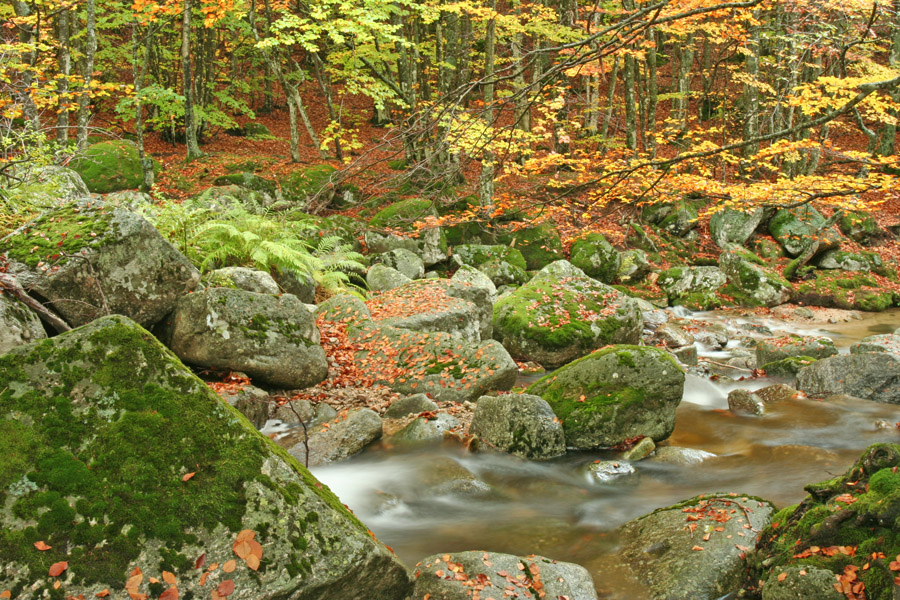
[0,315,412,599]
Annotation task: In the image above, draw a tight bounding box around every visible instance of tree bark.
[76,0,96,150]
[182,0,203,160]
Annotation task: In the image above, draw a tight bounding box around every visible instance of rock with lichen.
[0,315,412,600]
[470,394,565,460]
[2,200,200,327]
[0,292,46,355]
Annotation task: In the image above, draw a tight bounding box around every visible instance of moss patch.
[369,198,436,230]
[794,272,898,312]
[3,201,112,268]
[70,140,143,194]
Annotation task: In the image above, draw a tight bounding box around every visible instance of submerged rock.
[620,493,774,600]
[412,551,598,600]
[728,389,765,416]
[527,345,684,449]
[470,394,566,460]
[2,201,200,327]
[158,287,328,389]
[494,261,642,367]
[0,315,412,599]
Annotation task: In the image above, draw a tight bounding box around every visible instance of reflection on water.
[309,309,900,599]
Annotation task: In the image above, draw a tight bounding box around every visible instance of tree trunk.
[479,0,496,209]
[12,0,41,136]
[76,0,96,150]
[56,8,71,146]
[133,24,155,190]
[182,0,203,160]
[741,20,760,159]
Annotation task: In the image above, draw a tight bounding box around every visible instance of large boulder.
[796,353,900,404]
[488,222,563,270]
[318,296,517,403]
[756,335,838,366]
[709,207,766,248]
[493,262,642,367]
[3,165,90,211]
[569,233,621,283]
[527,345,684,449]
[450,264,498,302]
[838,210,887,245]
[719,250,792,307]
[768,206,842,257]
[158,287,329,389]
[450,243,527,272]
[643,199,702,237]
[793,271,897,312]
[749,444,900,600]
[373,248,425,280]
[278,164,338,208]
[412,551,597,600]
[367,279,493,343]
[70,140,144,193]
[470,394,566,460]
[366,264,412,292]
[2,201,200,327]
[657,266,727,310]
[0,293,46,355]
[0,315,412,599]
[851,333,900,358]
[366,199,447,266]
[290,408,383,466]
[620,494,774,600]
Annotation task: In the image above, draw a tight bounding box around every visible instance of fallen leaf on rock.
[49,561,68,577]
[34,541,51,551]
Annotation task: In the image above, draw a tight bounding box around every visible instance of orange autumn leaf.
[162,571,177,585]
[246,553,260,571]
[182,472,196,482]
[49,561,68,577]
[159,587,179,600]
[217,580,235,597]
[95,590,110,598]
[0,591,10,599]
[223,560,236,573]
[34,540,51,551]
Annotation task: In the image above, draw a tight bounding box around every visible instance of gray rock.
[2,201,200,327]
[756,335,838,366]
[273,267,316,303]
[654,322,695,347]
[368,279,493,342]
[366,227,447,267]
[672,345,699,366]
[0,293,46,355]
[193,184,276,214]
[527,345,684,449]
[375,248,425,279]
[470,394,566,460]
[450,244,527,271]
[215,383,271,429]
[851,333,900,358]
[291,408,383,466]
[797,353,900,404]
[418,458,493,496]
[762,566,844,600]
[652,446,716,465]
[104,189,154,210]
[719,250,792,307]
[709,207,766,248]
[816,249,874,272]
[207,266,280,294]
[158,287,328,389]
[657,266,727,309]
[569,233,621,283]
[586,460,636,483]
[4,165,90,210]
[494,268,643,368]
[622,437,657,461]
[769,206,842,257]
[477,258,529,286]
[620,494,774,600]
[451,264,498,302]
[618,249,652,282]
[391,412,462,443]
[0,315,412,600]
[412,551,598,600]
[384,393,439,419]
[755,384,799,405]
[728,389,765,416]
[271,399,337,427]
[532,258,588,280]
[367,263,413,292]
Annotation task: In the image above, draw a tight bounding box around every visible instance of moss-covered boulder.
[477,258,529,287]
[493,265,642,368]
[158,287,328,389]
[0,293,46,355]
[488,222,563,270]
[760,356,817,377]
[793,271,897,312]
[278,164,338,207]
[0,315,412,599]
[318,297,517,403]
[838,210,886,245]
[569,233,621,283]
[657,266,727,310]
[618,249,652,282]
[756,335,837,366]
[3,165,90,212]
[621,493,774,600]
[748,444,900,600]
[796,353,900,404]
[70,140,143,193]
[709,207,766,248]
[373,248,425,280]
[367,279,493,343]
[768,206,843,257]
[366,199,447,266]
[527,345,684,449]
[642,199,703,237]
[192,184,276,214]
[2,201,200,327]
[816,249,879,272]
[450,243,527,271]
[470,393,566,460]
[412,551,598,600]
[242,121,271,137]
[719,250,792,307]
[212,172,278,197]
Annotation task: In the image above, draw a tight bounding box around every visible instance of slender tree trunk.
[12,1,41,136]
[600,57,619,147]
[645,29,659,155]
[624,53,637,151]
[182,0,203,160]
[877,0,900,155]
[479,0,496,209]
[56,8,71,146]
[742,19,760,159]
[76,0,96,150]
[133,24,155,190]
[673,34,694,132]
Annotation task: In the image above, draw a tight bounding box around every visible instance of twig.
[698,357,753,373]
[0,272,70,333]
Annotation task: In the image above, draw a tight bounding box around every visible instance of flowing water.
[307,309,900,598]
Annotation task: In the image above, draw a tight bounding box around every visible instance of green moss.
[369,198,435,230]
[489,223,563,270]
[279,164,337,203]
[760,356,817,377]
[69,140,143,193]
[794,272,898,312]
[0,316,364,589]
[3,202,112,268]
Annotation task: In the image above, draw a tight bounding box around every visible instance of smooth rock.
[470,394,566,460]
[797,353,900,404]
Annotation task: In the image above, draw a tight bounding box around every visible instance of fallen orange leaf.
[34,541,51,551]
[49,561,68,577]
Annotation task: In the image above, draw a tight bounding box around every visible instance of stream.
[309,308,900,598]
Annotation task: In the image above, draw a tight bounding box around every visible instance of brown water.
[308,309,900,598]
